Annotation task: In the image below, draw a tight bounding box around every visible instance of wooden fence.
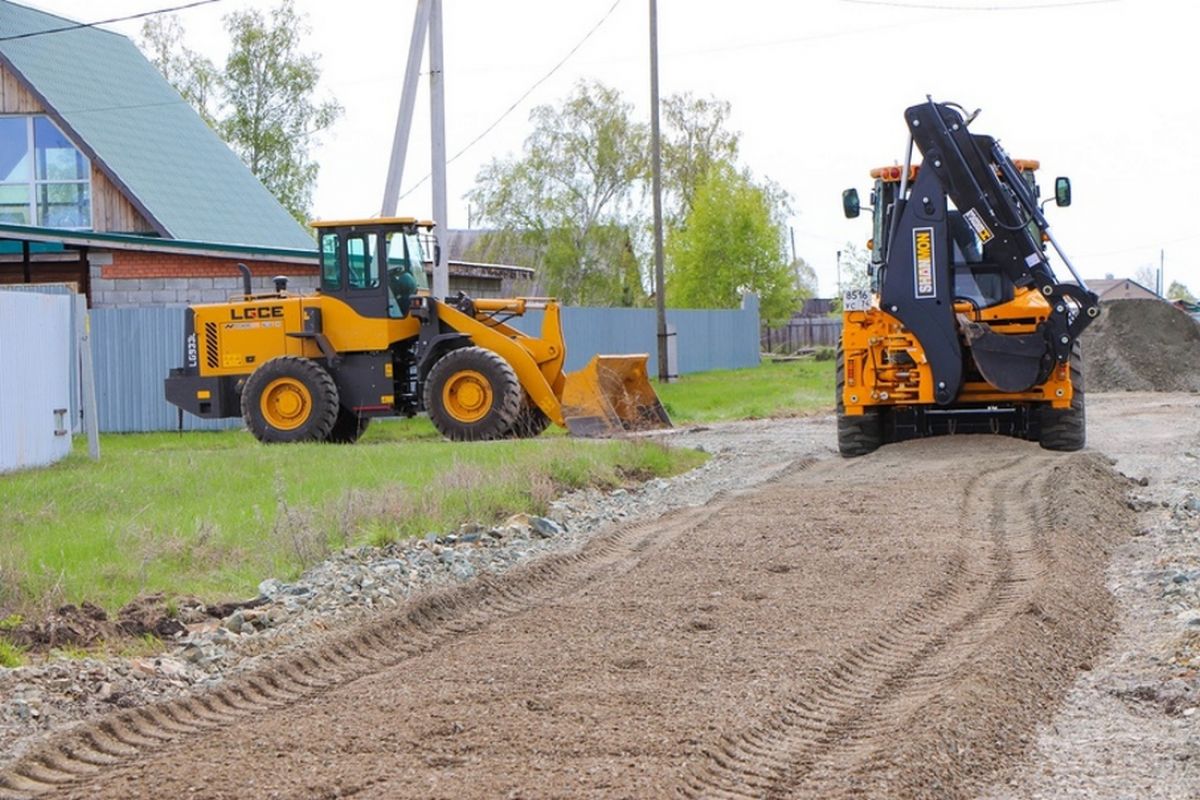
[761,317,841,352]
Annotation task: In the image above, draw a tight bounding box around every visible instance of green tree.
[221,1,341,225]
[838,243,872,293]
[468,81,648,306]
[661,93,739,223]
[1167,281,1196,303]
[141,15,220,128]
[141,1,341,225]
[828,243,871,314]
[665,162,796,325]
[792,256,819,299]
[1134,264,1159,293]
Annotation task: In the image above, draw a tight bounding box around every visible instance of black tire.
[326,406,371,444]
[1038,342,1086,452]
[424,347,522,441]
[506,394,552,438]
[836,342,882,457]
[241,356,339,443]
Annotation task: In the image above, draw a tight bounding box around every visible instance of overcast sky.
[22,0,1197,297]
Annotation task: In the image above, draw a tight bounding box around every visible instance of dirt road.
[0,428,1137,799]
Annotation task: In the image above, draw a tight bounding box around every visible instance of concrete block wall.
[89,251,319,307]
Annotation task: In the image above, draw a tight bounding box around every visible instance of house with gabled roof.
[0,1,534,305]
[0,0,322,305]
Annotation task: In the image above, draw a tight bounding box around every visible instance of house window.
[0,115,91,228]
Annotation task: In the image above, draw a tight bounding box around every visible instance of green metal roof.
[0,1,316,251]
[0,221,316,263]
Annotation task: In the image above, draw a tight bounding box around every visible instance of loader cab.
[855,162,1058,310]
[313,218,433,319]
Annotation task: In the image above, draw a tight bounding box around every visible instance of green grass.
[655,358,835,423]
[0,638,26,668]
[0,422,704,614]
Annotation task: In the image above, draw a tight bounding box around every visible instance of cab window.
[385,231,427,318]
[320,232,341,290]
[347,234,379,289]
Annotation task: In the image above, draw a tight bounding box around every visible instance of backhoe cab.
[165,218,670,443]
[836,98,1098,456]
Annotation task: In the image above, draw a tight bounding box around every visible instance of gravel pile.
[1083,299,1200,392]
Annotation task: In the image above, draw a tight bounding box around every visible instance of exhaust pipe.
[236,263,253,297]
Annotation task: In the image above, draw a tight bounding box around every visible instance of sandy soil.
[0,410,1149,798]
[982,392,1200,800]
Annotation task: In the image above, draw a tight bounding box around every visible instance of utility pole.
[836,249,842,298]
[381,0,430,217]
[649,0,668,382]
[429,0,449,299]
[1159,248,1165,296]
[381,0,448,299]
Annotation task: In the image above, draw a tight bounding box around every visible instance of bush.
[813,347,836,362]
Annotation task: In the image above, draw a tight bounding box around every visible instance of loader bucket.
[561,355,672,437]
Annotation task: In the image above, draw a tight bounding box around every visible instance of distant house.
[797,297,836,317]
[1081,278,1161,302]
[0,0,317,306]
[436,229,534,298]
[0,1,531,305]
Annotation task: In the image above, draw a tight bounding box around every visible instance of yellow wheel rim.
[442,369,493,423]
[260,377,312,431]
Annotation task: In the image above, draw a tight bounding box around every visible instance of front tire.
[1038,342,1086,452]
[836,342,882,457]
[241,357,339,443]
[424,347,522,441]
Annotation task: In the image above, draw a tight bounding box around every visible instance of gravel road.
[6,392,1194,799]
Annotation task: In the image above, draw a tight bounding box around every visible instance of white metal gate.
[0,290,73,472]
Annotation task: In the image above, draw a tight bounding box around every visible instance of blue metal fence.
[514,294,760,375]
[90,306,240,433]
[82,295,760,433]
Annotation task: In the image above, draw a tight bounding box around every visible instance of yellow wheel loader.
[164,218,670,443]
[837,99,1099,457]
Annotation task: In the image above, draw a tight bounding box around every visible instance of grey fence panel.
[514,294,760,375]
[0,291,73,472]
[90,306,240,433]
[84,296,762,433]
[669,294,761,374]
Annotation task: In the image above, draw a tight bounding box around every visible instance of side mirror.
[842,188,861,219]
[1054,176,1071,207]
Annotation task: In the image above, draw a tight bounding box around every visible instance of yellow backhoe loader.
[165,218,670,442]
[836,99,1098,456]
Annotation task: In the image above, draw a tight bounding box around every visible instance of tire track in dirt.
[0,461,817,800]
[681,450,1121,799]
[680,454,1033,798]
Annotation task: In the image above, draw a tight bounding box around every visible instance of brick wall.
[90,250,319,306]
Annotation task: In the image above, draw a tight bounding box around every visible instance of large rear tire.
[241,356,339,443]
[326,406,371,444]
[1038,342,1086,452]
[836,342,882,457]
[424,347,522,441]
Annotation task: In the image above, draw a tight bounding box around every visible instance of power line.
[396,0,623,203]
[0,0,222,43]
[842,0,1116,9]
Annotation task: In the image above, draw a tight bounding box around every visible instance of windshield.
[386,232,429,290]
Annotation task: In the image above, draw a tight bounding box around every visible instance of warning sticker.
[913,227,936,299]
[963,207,994,244]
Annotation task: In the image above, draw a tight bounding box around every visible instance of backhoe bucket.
[561,355,672,437]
